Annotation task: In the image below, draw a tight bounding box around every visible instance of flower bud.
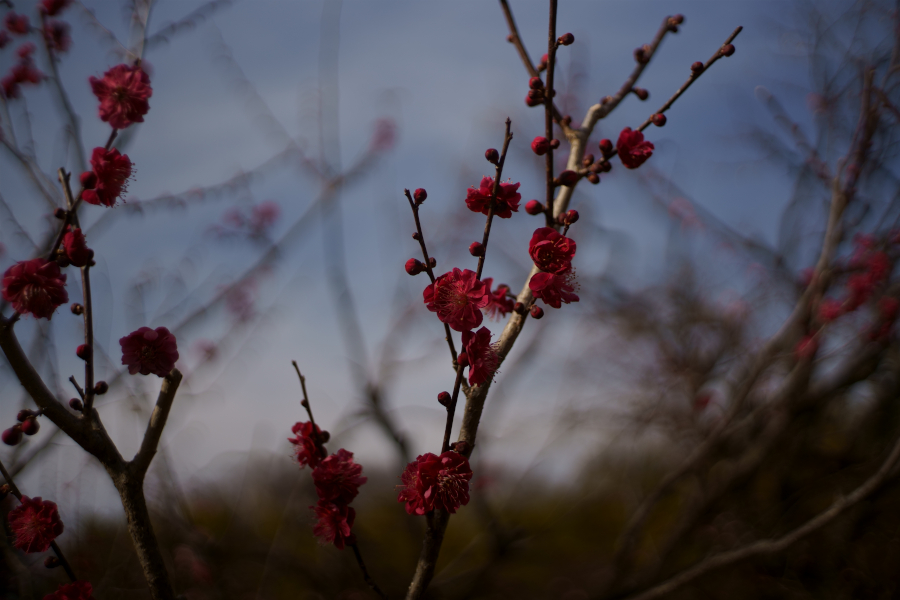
[405,258,424,276]
[16,409,33,422]
[437,391,451,407]
[557,170,578,187]
[70,303,83,315]
[671,14,684,24]
[633,87,648,100]
[2,426,22,446]
[514,301,526,315]
[540,53,549,66]
[652,113,667,127]
[76,344,90,360]
[457,352,469,367]
[94,381,109,395]
[549,139,560,149]
[558,32,574,46]
[531,136,550,156]
[586,173,600,184]
[53,208,67,219]
[634,46,647,64]
[721,44,735,57]
[412,232,420,240]
[530,305,544,319]
[691,61,704,74]
[564,210,579,224]
[528,76,543,89]
[599,139,613,157]
[527,88,543,100]
[562,115,572,126]
[525,94,541,107]
[428,257,437,268]
[44,556,60,569]
[318,430,331,443]
[413,188,427,204]
[21,417,39,436]
[525,200,544,215]
[598,160,612,173]
[582,154,595,167]
[69,398,83,411]
[485,148,499,164]
[80,171,97,190]
[56,254,70,268]
[453,440,471,454]
[469,242,484,257]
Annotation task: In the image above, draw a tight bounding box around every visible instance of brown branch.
[620,431,900,600]
[475,118,514,281]
[350,542,388,599]
[404,188,460,366]
[498,0,573,136]
[543,0,559,223]
[132,369,183,477]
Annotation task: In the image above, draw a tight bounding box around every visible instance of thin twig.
[350,542,388,599]
[475,118,514,281]
[635,27,743,132]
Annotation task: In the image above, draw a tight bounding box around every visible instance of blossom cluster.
[397,451,473,515]
[289,422,367,549]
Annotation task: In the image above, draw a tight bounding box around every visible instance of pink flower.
[462,326,498,385]
[119,326,179,377]
[424,268,490,332]
[312,502,356,550]
[288,421,324,469]
[397,451,473,515]
[529,272,579,309]
[1,53,45,99]
[40,0,73,17]
[81,147,132,207]
[42,20,71,54]
[62,228,92,267]
[2,259,68,319]
[464,176,521,219]
[249,200,280,234]
[312,449,367,504]
[43,581,95,600]
[4,13,30,35]
[818,298,843,323]
[482,278,514,320]
[8,496,64,553]
[529,227,576,274]
[617,127,654,169]
[89,64,152,129]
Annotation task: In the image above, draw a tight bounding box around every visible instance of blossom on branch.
[4,13,30,35]
[62,228,92,267]
[42,20,71,54]
[312,502,356,550]
[529,227,576,274]
[312,449,367,504]
[465,176,521,219]
[89,63,152,129]
[462,326,498,385]
[424,268,490,332]
[482,277,514,319]
[529,272,579,309]
[2,259,68,319]
[42,581,95,600]
[119,326,179,377]
[617,127,654,169]
[397,451,473,515]
[81,147,132,207]
[8,496,64,553]
[288,421,324,469]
